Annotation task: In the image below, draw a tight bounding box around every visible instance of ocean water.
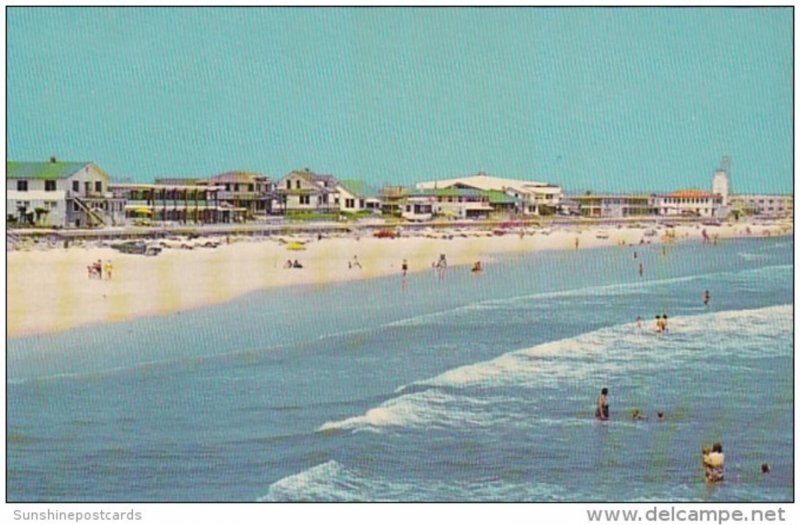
[7,236,793,502]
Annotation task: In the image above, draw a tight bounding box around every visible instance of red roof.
[667,189,713,198]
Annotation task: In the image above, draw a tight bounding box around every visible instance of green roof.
[7,161,89,180]
[484,190,521,204]
[338,179,379,198]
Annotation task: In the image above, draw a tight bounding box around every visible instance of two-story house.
[273,169,339,215]
[6,159,125,228]
[208,171,274,218]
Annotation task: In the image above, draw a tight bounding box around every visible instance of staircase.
[6,230,21,251]
[72,196,108,227]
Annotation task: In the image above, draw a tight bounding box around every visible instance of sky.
[6,7,793,194]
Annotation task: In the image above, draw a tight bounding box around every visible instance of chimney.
[49,156,57,163]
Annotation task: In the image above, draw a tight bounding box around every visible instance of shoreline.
[6,219,792,338]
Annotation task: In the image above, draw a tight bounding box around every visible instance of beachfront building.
[272,169,339,215]
[729,194,793,218]
[652,190,725,218]
[208,171,274,218]
[336,180,382,214]
[413,188,495,220]
[570,194,655,218]
[110,182,241,224]
[6,159,126,228]
[401,195,436,221]
[415,171,563,215]
[380,186,410,217]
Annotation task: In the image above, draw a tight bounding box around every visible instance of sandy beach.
[6,219,791,338]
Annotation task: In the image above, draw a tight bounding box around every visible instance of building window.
[73,181,80,192]
[359,199,365,208]
[299,195,310,205]
[345,198,355,208]
[95,181,103,193]
[286,180,291,189]
[248,184,254,192]
[73,202,80,212]
[296,180,301,189]
[17,180,28,192]
[45,180,56,191]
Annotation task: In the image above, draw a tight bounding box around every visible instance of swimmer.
[657,412,665,421]
[631,409,646,420]
[595,387,609,420]
[636,316,642,329]
[639,263,644,277]
[703,442,725,482]
[703,290,711,306]
[761,463,771,474]
[655,315,663,333]
[471,261,483,273]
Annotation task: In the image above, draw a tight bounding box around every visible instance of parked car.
[374,229,397,239]
[111,241,162,256]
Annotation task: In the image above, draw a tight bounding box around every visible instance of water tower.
[712,156,730,206]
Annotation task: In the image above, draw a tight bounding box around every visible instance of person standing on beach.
[703,290,711,306]
[595,388,609,420]
[104,260,113,280]
[436,254,447,280]
[401,259,408,278]
[575,237,580,250]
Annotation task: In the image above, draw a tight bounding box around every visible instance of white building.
[416,171,562,215]
[273,169,339,214]
[336,180,381,214]
[652,190,724,218]
[730,194,793,218]
[6,159,125,228]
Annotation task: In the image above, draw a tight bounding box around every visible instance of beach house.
[273,169,339,216]
[415,171,563,215]
[208,171,275,218]
[336,180,382,214]
[6,159,125,228]
[379,186,410,217]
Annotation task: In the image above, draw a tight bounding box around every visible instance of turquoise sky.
[7,8,793,193]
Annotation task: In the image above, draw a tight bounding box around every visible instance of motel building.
[570,194,655,218]
[652,190,724,218]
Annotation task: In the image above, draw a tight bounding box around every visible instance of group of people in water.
[87,259,113,280]
[597,387,733,483]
